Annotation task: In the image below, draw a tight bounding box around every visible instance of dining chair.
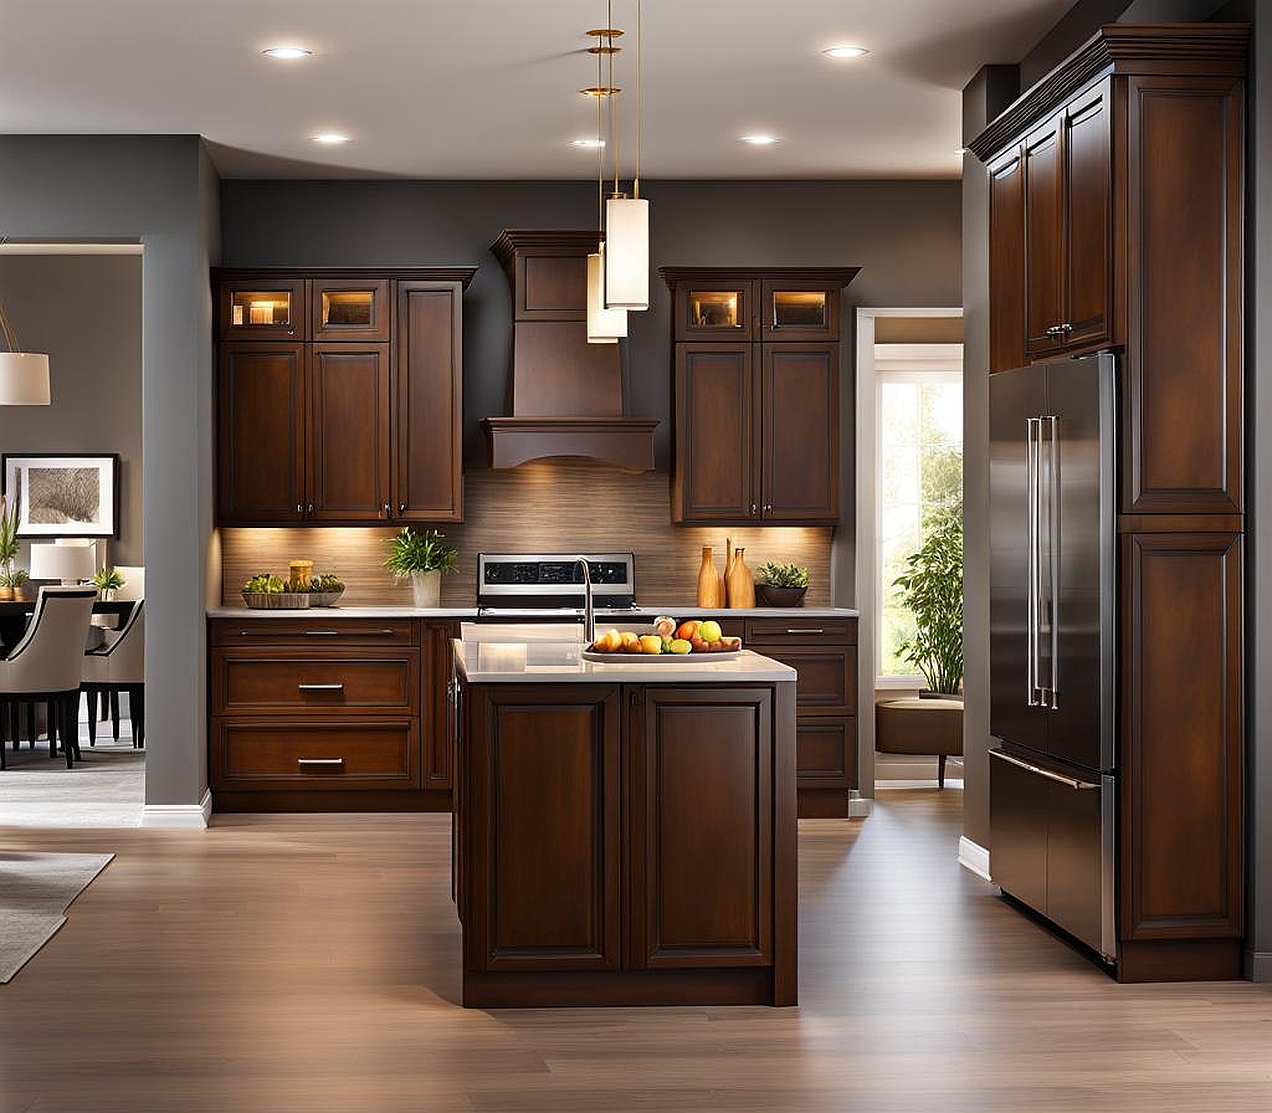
[82,600,144,750]
[89,564,144,742]
[0,586,96,770]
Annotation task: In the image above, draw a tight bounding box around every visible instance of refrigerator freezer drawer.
[990,749,1115,960]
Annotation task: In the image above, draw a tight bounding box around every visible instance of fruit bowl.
[242,591,310,610]
[308,588,345,608]
[584,617,743,661]
[581,646,744,663]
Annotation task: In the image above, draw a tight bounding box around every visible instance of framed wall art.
[2,453,121,539]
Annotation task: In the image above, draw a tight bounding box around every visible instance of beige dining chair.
[82,600,144,749]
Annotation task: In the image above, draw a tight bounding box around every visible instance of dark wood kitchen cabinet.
[208,616,456,812]
[970,23,1248,983]
[213,268,475,526]
[456,678,797,1007]
[662,268,858,526]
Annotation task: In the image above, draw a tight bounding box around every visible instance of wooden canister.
[288,559,314,589]
[726,546,756,608]
[696,546,722,608]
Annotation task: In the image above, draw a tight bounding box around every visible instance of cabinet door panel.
[1064,82,1112,349]
[746,644,855,716]
[675,280,757,342]
[395,281,463,522]
[1121,533,1242,941]
[760,281,839,342]
[213,719,418,790]
[423,620,458,791]
[673,343,754,522]
[218,279,306,341]
[311,278,390,342]
[796,717,855,789]
[1024,115,1066,358]
[307,343,391,521]
[1124,77,1244,514]
[468,686,621,971]
[989,147,1027,373]
[217,343,305,523]
[630,688,772,968]
[989,749,1049,912]
[760,343,839,522]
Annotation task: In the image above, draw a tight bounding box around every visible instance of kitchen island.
[452,638,798,1008]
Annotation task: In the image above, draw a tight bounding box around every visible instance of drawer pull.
[298,683,345,693]
[297,757,345,770]
[303,629,397,638]
[785,628,825,635]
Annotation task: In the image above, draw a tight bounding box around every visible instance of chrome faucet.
[575,556,594,646]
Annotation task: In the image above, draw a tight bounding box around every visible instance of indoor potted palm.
[384,527,458,608]
[0,494,20,601]
[893,500,963,697]
[93,566,125,601]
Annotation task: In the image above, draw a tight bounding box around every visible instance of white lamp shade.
[0,352,50,405]
[29,542,95,583]
[604,197,650,311]
[586,247,627,344]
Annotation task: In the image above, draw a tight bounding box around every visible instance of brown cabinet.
[456,678,797,1007]
[208,617,454,812]
[214,268,475,526]
[673,343,754,522]
[760,344,839,522]
[217,343,306,523]
[745,617,859,817]
[971,24,1248,982]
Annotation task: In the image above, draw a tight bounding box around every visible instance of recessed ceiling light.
[262,46,313,60]
[311,132,350,145]
[740,135,779,146]
[822,45,870,59]
[571,138,606,148]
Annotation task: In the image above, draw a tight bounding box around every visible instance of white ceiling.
[1,1,1072,179]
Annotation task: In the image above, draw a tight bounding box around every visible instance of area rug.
[0,852,113,982]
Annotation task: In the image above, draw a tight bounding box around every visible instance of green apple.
[697,619,722,643]
[668,638,692,655]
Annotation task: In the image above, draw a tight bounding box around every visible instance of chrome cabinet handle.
[298,683,345,693]
[785,628,824,635]
[398,502,407,515]
[297,757,344,770]
[763,503,773,514]
[296,503,304,516]
[990,749,1096,790]
[303,629,396,637]
[751,502,758,517]
[382,502,391,518]
[307,503,314,516]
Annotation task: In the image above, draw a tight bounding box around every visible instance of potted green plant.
[754,562,810,608]
[384,527,458,608]
[893,500,963,697]
[0,494,20,601]
[92,566,125,601]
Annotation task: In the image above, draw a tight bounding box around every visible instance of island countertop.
[207,605,858,620]
[453,639,797,684]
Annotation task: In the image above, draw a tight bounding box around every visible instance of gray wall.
[221,178,963,606]
[0,135,219,809]
[0,254,143,566]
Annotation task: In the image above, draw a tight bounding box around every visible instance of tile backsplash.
[219,460,834,607]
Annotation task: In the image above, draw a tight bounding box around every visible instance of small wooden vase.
[696,546,723,608]
[726,546,756,609]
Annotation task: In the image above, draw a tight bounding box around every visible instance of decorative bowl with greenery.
[384,528,458,608]
[241,572,310,610]
[1,568,29,601]
[306,572,346,608]
[92,566,125,600]
[892,501,963,696]
[755,561,810,608]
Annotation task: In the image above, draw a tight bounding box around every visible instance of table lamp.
[29,542,95,585]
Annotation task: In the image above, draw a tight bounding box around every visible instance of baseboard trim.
[877,779,965,790]
[958,835,992,881]
[848,791,873,818]
[140,789,212,829]
[1244,949,1272,982]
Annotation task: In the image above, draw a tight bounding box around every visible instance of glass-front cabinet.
[219,279,306,341]
[311,278,390,342]
[761,280,840,341]
[675,279,756,341]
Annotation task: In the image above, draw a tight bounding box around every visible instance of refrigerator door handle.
[1044,414,1060,710]
[990,748,1099,790]
[1026,417,1041,707]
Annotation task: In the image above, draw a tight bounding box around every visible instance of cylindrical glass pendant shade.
[0,352,51,405]
[604,197,649,311]
[587,246,627,344]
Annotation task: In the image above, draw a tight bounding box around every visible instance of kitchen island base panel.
[797,787,852,819]
[212,789,452,814]
[462,967,778,1009]
[1117,940,1244,984]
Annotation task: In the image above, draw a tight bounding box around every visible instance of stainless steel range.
[475,552,639,622]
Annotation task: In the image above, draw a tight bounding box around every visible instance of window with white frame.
[875,351,962,682]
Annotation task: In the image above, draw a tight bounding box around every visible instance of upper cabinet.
[214,268,475,526]
[661,267,858,526]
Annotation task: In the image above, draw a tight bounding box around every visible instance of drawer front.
[746,617,856,645]
[209,619,416,646]
[212,719,420,790]
[796,717,857,789]
[213,650,419,715]
[751,645,856,716]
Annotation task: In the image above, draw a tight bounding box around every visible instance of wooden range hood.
[482,229,659,471]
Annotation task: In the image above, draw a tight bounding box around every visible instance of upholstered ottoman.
[875,697,964,787]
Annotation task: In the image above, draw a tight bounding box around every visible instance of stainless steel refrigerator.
[989,351,1116,962]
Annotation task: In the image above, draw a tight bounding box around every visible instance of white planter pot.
[410,569,441,609]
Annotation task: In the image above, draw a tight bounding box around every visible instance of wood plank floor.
[1,791,1269,1112]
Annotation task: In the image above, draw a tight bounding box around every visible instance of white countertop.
[453,640,797,684]
[208,604,858,620]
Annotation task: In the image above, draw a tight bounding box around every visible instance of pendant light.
[585,26,627,344]
[604,0,649,312]
[0,248,51,405]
